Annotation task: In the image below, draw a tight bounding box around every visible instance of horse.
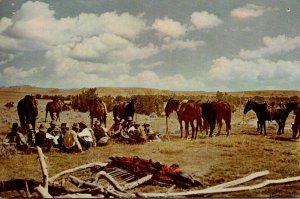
[17,95,38,130]
[45,98,64,122]
[272,102,299,135]
[113,98,137,121]
[201,100,231,137]
[243,100,270,135]
[292,106,300,139]
[165,98,201,139]
[89,99,107,127]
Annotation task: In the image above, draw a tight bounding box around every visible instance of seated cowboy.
[127,122,146,144]
[142,123,161,141]
[92,120,109,146]
[108,116,123,138]
[77,121,95,150]
[4,122,28,151]
[35,124,51,152]
[46,121,61,149]
[62,123,83,153]
[47,120,61,137]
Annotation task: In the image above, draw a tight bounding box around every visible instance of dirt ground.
[0,91,299,197]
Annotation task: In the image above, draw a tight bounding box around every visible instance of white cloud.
[206,57,300,90]
[231,4,278,20]
[137,61,164,69]
[0,51,15,65]
[162,39,205,51]
[2,66,45,80]
[152,17,187,38]
[2,1,147,51]
[190,11,223,30]
[117,70,204,91]
[239,35,300,59]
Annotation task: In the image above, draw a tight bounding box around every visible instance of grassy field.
[0,89,300,197]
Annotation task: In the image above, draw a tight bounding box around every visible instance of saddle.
[177,100,190,112]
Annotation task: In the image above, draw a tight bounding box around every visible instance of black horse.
[272,102,299,135]
[244,100,299,135]
[17,95,38,130]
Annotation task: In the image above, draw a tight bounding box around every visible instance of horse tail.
[166,116,170,140]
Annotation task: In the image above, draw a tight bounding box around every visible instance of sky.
[0,0,299,92]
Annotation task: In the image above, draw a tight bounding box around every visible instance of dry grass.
[0,89,300,197]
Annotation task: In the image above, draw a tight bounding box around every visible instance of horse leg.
[257,121,260,132]
[185,121,189,139]
[191,121,196,139]
[275,119,281,135]
[216,118,222,136]
[179,120,183,138]
[225,119,231,136]
[281,118,287,134]
[208,121,215,138]
[263,121,267,136]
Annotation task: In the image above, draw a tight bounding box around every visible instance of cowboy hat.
[60,123,70,129]
[142,123,150,127]
[12,122,19,129]
[39,124,47,132]
[94,120,101,126]
[79,121,87,127]
[72,123,80,129]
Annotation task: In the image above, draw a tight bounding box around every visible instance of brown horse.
[45,98,64,122]
[201,100,231,137]
[165,98,202,139]
[89,99,107,127]
[18,95,38,130]
[112,98,137,121]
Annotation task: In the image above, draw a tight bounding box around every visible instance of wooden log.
[140,174,300,197]
[124,174,153,191]
[49,162,108,183]
[94,171,125,192]
[57,193,101,198]
[35,185,53,198]
[206,170,270,190]
[69,175,134,198]
[37,147,49,191]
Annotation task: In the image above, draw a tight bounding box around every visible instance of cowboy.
[142,123,160,141]
[77,121,95,150]
[4,122,28,150]
[62,123,83,153]
[93,120,109,146]
[47,120,61,137]
[127,122,145,144]
[108,116,123,138]
[35,124,50,152]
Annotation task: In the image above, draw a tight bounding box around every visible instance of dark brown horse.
[165,98,202,139]
[89,99,107,127]
[45,98,64,122]
[201,100,231,137]
[113,98,137,121]
[17,95,38,130]
[292,106,300,139]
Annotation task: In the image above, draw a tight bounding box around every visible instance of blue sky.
[0,0,299,91]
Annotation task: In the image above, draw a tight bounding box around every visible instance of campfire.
[1,147,300,198]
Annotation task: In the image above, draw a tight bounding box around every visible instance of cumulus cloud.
[0,51,15,65]
[152,17,187,38]
[231,4,278,20]
[190,11,223,30]
[205,57,300,90]
[239,35,300,59]
[116,70,204,91]
[2,66,45,82]
[161,38,205,51]
[1,1,147,51]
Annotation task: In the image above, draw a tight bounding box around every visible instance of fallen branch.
[49,162,108,183]
[124,174,153,191]
[206,170,270,190]
[140,174,300,197]
[37,147,49,191]
[35,185,53,198]
[94,171,125,192]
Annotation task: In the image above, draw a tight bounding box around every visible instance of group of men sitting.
[4,116,160,153]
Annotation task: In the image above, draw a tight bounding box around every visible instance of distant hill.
[0,85,299,97]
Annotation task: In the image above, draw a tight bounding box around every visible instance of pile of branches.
[0,143,17,159]
[1,147,300,198]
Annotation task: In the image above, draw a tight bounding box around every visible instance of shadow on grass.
[269,136,300,142]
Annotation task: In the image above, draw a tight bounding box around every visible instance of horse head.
[243,100,252,114]
[164,98,179,117]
